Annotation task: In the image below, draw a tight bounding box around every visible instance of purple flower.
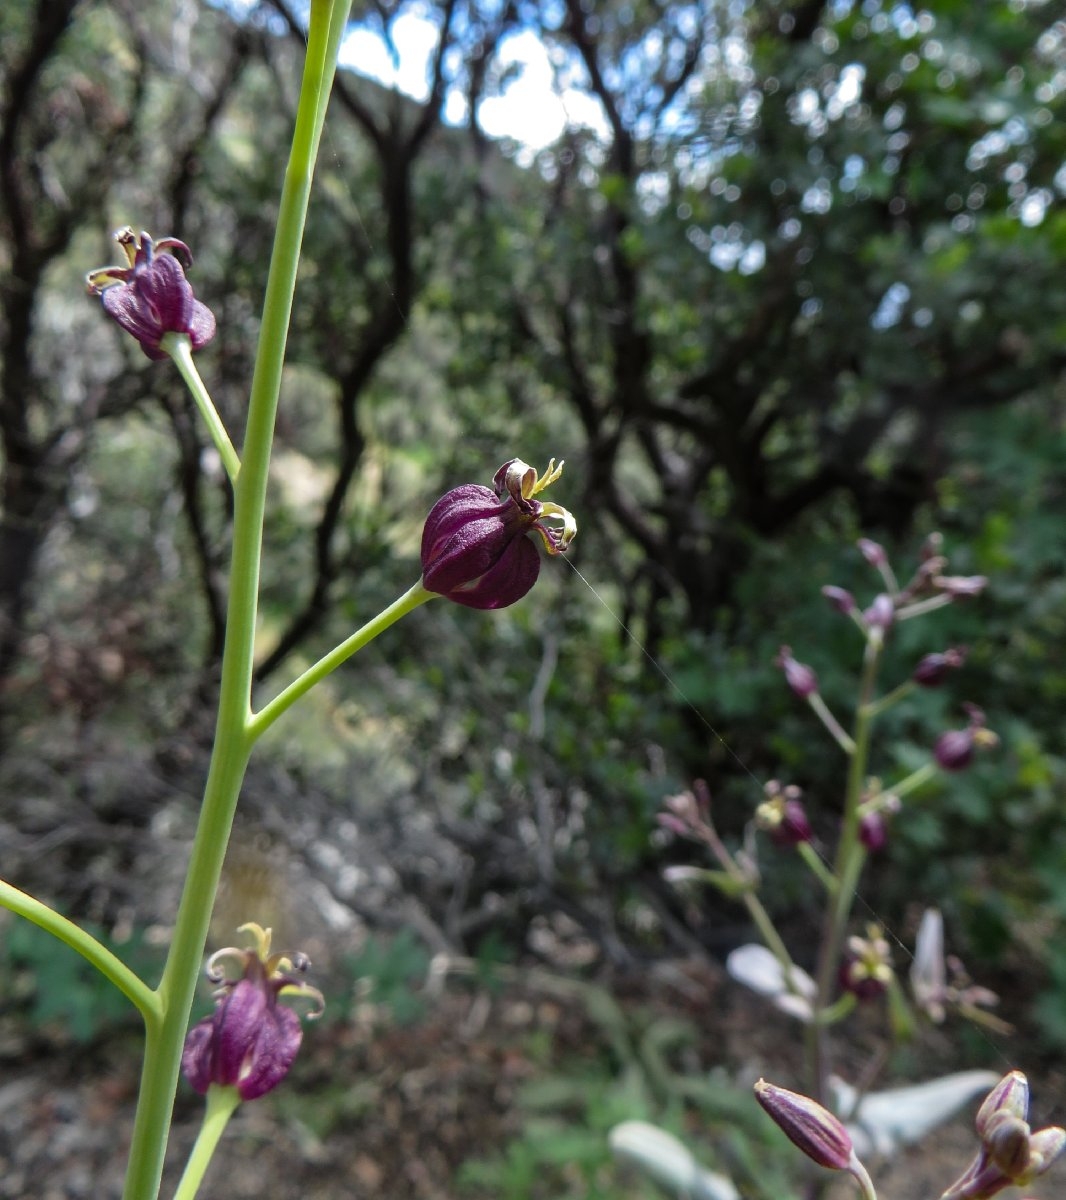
[756,782,812,846]
[182,923,323,1102]
[840,924,894,1001]
[87,227,216,360]
[934,705,997,772]
[775,646,818,698]
[421,458,576,609]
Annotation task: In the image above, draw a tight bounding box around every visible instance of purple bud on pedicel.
[87,228,216,360]
[776,646,818,698]
[182,923,323,1102]
[857,538,887,568]
[420,459,576,609]
[754,1080,855,1171]
[976,1071,1030,1139]
[913,647,967,687]
[858,810,888,852]
[821,586,856,614]
[934,706,996,772]
[935,729,975,772]
[863,593,895,631]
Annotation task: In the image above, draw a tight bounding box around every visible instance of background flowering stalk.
[661,534,1009,1194]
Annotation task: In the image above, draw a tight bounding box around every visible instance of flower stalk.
[121,4,352,1196]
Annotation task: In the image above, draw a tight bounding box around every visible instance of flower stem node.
[420,458,576,609]
[87,228,216,360]
[181,923,323,1103]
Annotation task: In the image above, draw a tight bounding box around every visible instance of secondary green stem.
[121,5,351,1197]
[164,334,241,485]
[250,582,437,739]
[0,879,157,1020]
[173,1086,241,1200]
[809,636,882,1103]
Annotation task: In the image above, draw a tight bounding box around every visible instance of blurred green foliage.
[2,0,1066,1064]
[0,919,159,1044]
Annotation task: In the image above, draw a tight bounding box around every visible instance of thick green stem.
[173,1086,241,1200]
[250,583,436,739]
[120,5,350,1197]
[163,334,241,485]
[0,879,157,1020]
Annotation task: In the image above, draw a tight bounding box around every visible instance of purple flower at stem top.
[87,227,216,360]
[421,458,576,609]
[182,923,323,1102]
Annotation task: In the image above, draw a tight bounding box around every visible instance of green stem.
[797,842,837,895]
[121,5,350,1197]
[0,879,158,1021]
[809,637,882,1102]
[849,1156,878,1200]
[163,334,241,485]
[250,582,436,739]
[862,679,914,720]
[696,823,806,997]
[173,1087,241,1200]
[808,692,857,755]
[887,760,938,802]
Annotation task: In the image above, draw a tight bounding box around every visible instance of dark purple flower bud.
[182,923,323,1102]
[775,646,818,698]
[420,459,576,610]
[87,228,216,360]
[857,538,887,567]
[934,706,997,772]
[863,593,895,631]
[934,728,975,772]
[754,1080,855,1171]
[913,647,967,687]
[821,585,856,614]
[858,810,888,852]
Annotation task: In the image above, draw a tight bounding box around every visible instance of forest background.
[1,0,1065,1196]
